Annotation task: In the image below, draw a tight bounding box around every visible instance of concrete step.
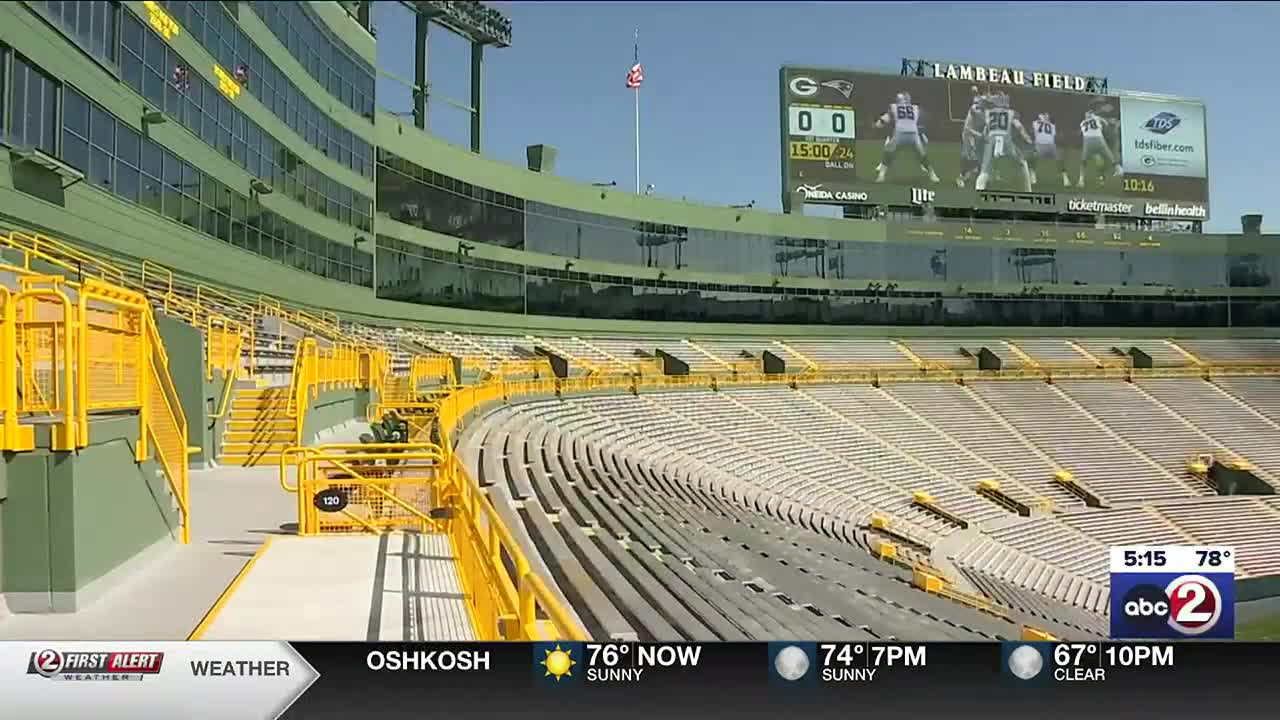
[237,388,291,398]
[220,440,296,455]
[225,417,296,430]
[227,409,290,419]
[227,410,290,422]
[231,397,290,408]
[223,429,296,442]
[219,453,288,467]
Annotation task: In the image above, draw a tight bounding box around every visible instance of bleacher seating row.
[456,377,1280,639]
[391,332,1280,376]
[459,405,1071,640]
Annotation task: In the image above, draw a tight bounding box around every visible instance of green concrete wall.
[2,416,178,611]
[302,388,374,445]
[155,314,206,468]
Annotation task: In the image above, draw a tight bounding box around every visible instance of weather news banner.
[0,639,1277,718]
[0,543,1263,718]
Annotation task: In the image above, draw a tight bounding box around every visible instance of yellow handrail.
[210,358,239,423]
[286,338,386,446]
[139,307,191,544]
[1,270,191,542]
[206,315,242,380]
[277,441,586,642]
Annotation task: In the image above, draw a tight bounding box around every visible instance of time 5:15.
[1124,549,1166,567]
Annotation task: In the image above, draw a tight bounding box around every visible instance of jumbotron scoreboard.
[779,61,1211,222]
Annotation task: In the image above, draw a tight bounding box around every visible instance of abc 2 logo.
[1110,573,1234,639]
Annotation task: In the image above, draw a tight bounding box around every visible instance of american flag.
[626,30,642,89]
[626,63,643,89]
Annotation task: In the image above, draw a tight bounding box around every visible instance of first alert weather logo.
[542,645,576,681]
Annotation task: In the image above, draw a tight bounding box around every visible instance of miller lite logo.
[911,188,935,205]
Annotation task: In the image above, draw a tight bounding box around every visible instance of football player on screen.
[975,93,1034,192]
[1077,105,1123,188]
[957,89,989,188]
[1031,112,1072,188]
[872,91,941,184]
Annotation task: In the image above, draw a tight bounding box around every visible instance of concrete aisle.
[198,532,474,641]
[0,465,296,640]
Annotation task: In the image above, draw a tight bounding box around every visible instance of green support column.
[357,0,372,31]
[470,41,483,153]
[414,14,429,131]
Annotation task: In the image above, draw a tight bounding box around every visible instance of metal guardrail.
[286,338,388,445]
[1,273,191,543]
[280,443,447,536]
[278,441,586,641]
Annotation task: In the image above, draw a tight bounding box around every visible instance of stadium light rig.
[409,1,511,47]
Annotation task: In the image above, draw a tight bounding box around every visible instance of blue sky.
[376,2,1277,232]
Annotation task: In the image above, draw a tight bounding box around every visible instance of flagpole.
[634,86,640,194]
[633,29,641,194]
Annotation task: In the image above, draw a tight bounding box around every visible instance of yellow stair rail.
[277,441,586,642]
[2,273,191,542]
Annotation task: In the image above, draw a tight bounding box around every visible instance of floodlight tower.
[391,1,512,152]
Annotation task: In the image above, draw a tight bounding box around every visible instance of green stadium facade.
[0,2,1276,339]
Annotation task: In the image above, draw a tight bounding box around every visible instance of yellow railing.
[446,453,584,641]
[280,443,447,536]
[286,338,387,446]
[4,231,128,287]
[206,315,243,380]
[277,441,586,641]
[138,295,192,545]
[208,319,243,425]
[411,354,455,388]
[1,274,190,542]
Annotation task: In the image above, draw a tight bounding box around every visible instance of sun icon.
[541,644,576,681]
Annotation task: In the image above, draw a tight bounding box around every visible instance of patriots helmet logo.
[821,79,855,99]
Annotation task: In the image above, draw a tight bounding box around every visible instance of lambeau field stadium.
[0,0,1278,659]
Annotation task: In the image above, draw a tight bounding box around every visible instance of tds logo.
[1142,112,1181,135]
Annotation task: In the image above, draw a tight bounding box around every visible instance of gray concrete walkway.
[0,465,296,640]
[0,420,476,641]
[199,533,475,641]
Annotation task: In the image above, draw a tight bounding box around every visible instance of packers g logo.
[789,77,818,97]
[1121,574,1222,637]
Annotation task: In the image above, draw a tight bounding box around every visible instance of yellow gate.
[280,443,449,536]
